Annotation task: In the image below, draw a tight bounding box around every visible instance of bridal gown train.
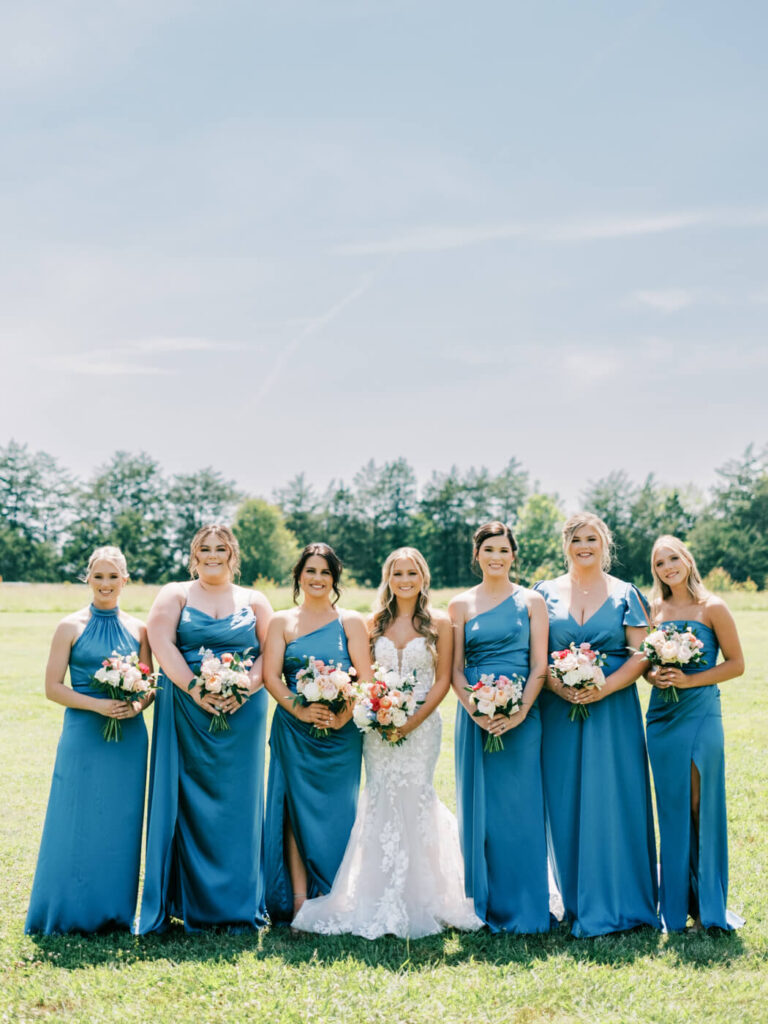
[292,636,482,939]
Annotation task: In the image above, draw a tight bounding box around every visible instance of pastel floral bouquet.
[92,651,158,742]
[352,663,420,746]
[465,672,525,752]
[550,642,607,722]
[640,623,705,703]
[189,647,254,733]
[293,656,356,738]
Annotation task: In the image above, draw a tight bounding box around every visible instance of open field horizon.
[1,585,766,1023]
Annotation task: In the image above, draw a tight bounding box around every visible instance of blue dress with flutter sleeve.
[535,580,658,937]
[138,604,267,933]
[646,620,741,931]
[264,617,363,923]
[26,605,148,934]
[455,591,550,933]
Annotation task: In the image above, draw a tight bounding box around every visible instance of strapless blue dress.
[534,580,658,937]
[25,605,148,934]
[264,618,362,922]
[138,605,267,933]
[455,592,550,933]
[646,621,740,931]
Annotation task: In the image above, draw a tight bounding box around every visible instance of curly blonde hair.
[369,547,438,662]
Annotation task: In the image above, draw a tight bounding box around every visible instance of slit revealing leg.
[284,808,308,915]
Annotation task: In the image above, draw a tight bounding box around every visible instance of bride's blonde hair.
[369,547,438,662]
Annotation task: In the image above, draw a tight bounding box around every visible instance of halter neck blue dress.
[264,617,362,922]
[455,591,550,933]
[25,605,148,934]
[646,620,740,931]
[138,604,267,933]
[534,580,658,937]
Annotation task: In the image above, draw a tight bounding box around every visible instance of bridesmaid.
[645,535,744,931]
[449,521,551,933]
[138,524,272,933]
[263,543,372,924]
[26,546,153,934]
[535,513,658,937]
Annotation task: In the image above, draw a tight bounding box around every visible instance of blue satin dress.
[455,592,550,933]
[535,580,658,937]
[646,621,737,931]
[25,605,148,934]
[138,605,267,933]
[265,618,363,922]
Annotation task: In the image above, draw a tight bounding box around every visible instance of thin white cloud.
[128,337,246,354]
[37,336,243,376]
[333,207,768,257]
[44,354,173,376]
[634,289,697,313]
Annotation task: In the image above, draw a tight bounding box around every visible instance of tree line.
[1,439,766,589]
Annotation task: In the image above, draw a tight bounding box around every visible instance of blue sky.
[2,0,766,508]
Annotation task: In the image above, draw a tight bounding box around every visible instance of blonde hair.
[369,547,438,662]
[650,535,708,604]
[188,524,241,580]
[86,546,129,579]
[562,513,614,571]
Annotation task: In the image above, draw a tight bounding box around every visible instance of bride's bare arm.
[396,615,452,739]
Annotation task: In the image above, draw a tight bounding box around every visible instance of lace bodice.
[373,635,435,702]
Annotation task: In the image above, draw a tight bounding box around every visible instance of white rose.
[319,678,338,700]
[124,667,142,691]
[477,699,496,716]
[391,708,408,727]
[302,680,321,702]
[660,641,679,662]
[105,669,122,685]
[328,669,349,688]
[353,703,371,729]
[94,667,109,684]
[563,669,581,687]
[206,677,223,694]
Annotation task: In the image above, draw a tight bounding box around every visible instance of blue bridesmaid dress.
[646,621,740,931]
[264,618,362,922]
[138,605,267,933]
[534,580,658,937]
[25,605,147,934]
[455,592,550,933]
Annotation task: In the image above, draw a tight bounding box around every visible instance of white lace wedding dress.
[291,636,482,939]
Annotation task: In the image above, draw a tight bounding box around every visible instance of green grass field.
[1,585,766,1023]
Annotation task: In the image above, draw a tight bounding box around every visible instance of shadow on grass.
[29,920,728,972]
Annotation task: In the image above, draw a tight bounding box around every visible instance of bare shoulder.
[430,608,452,626]
[55,610,86,641]
[119,610,146,633]
[703,593,735,624]
[339,608,366,628]
[153,581,189,608]
[448,588,476,620]
[517,585,546,611]
[244,587,273,613]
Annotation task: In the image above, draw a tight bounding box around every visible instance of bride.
[292,547,482,939]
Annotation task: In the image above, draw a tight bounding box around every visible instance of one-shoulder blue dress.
[264,618,363,922]
[138,605,267,933]
[534,580,658,937]
[455,592,550,933]
[646,621,740,931]
[26,605,148,934]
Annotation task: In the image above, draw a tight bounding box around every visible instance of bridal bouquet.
[550,642,607,722]
[190,647,254,733]
[352,663,420,746]
[641,623,705,703]
[293,657,356,738]
[92,651,158,742]
[465,672,525,752]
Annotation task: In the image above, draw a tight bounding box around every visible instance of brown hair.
[369,547,438,661]
[188,524,241,580]
[292,543,343,605]
[562,513,614,571]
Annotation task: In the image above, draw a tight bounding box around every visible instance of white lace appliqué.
[292,636,482,939]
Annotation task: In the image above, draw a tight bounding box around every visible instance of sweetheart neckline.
[376,635,427,653]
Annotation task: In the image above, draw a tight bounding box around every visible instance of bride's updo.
[369,547,438,661]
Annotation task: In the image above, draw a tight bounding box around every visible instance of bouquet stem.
[101,717,123,742]
[568,704,591,722]
[661,686,680,703]
[208,712,231,733]
[309,725,331,739]
[483,733,505,753]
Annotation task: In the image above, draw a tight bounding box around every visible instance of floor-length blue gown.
[26,605,147,934]
[535,580,659,937]
[138,605,267,933]
[455,592,550,933]
[646,621,740,931]
[265,618,362,922]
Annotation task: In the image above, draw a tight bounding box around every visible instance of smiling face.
[192,531,233,583]
[567,528,604,571]
[476,535,516,580]
[299,554,335,601]
[388,556,424,601]
[87,559,127,608]
[652,545,690,589]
